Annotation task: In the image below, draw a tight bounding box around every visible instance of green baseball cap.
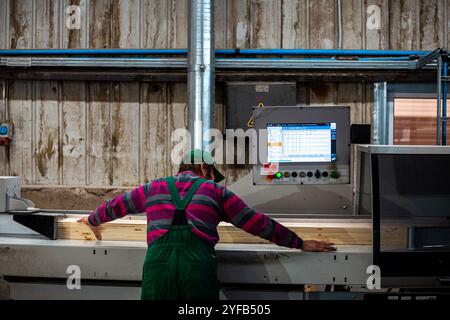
[180,149,225,183]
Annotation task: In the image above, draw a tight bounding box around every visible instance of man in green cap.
[79,149,336,300]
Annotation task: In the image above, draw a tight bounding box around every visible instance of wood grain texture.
[310,83,336,105]
[112,0,140,48]
[227,0,251,48]
[364,0,388,49]
[309,0,336,49]
[62,0,88,48]
[57,217,407,247]
[8,81,33,183]
[111,82,140,186]
[142,0,169,48]
[167,83,188,175]
[35,81,60,184]
[61,81,86,185]
[341,0,363,49]
[419,0,445,50]
[215,0,228,49]
[282,0,308,49]
[89,0,112,49]
[168,0,188,48]
[140,83,168,182]
[250,0,282,48]
[9,0,33,49]
[35,0,60,49]
[0,0,8,49]
[87,82,111,186]
[389,0,418,50]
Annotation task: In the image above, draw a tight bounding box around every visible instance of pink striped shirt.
[89,171,303,249]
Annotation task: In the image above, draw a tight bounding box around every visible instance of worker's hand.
[77,216,102,240]
[301,240,336,252]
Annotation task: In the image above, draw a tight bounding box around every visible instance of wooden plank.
[389,0,418,50]
[168,0,188,48]
[310,83,336,105]
[87,82,111,186]
[9,0,33,48]
[364,0,388,49]
[167,83,188,175]
[250,0,282,48]
[61,81,86,186]
[112,0,140,48]
[419,0,445,50]
[35,81,60,184]
[141,0,169,48]
[89,0,112,48]
[281,0,308,49]
[337,83,364,124]
[35,0,60,49]
[62,0,88,48]
[227,0,251,48]
[448,0,450,49]
[0,0,7,49]
[215,0,228,49]
[57,217,408,247]
[111,82,140,186]
[8,81,33,183]
[140,83,168,183]
[309,0,335,49]
[341,0,363,49]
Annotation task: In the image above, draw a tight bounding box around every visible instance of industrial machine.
[0,105,449,299]
[355,145,450,288]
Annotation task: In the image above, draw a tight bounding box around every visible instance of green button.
[330,171,340,179]
[275,172,283,179]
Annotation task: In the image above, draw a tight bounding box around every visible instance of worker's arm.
[78,183,151,240]
[220,188,335,252]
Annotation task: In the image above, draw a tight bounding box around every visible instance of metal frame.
[416,48,449,145]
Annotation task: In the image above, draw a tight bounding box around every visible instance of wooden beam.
[57,217,407,246]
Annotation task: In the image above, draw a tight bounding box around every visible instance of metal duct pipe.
[188,0,215,151]
[336,0,343,50]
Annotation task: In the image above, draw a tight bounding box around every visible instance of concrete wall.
[0,0,449,209]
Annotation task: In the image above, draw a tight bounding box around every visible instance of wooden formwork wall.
[0,0,449,209]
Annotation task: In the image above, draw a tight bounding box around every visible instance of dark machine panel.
[226,82,296,130]
[356,146,450,286]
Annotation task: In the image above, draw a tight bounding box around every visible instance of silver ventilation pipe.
[337,0,343,50]
[188,0,215,151]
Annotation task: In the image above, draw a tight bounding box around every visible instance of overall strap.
[165,176,206,226]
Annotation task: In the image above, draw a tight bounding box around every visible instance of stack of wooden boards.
[57,216,407,246]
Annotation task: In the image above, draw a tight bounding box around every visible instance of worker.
[78,149,336,300]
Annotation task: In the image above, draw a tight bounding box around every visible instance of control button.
[0,126,8,135]
[291,172,298,178]
[284,172,290,178]
[330,171,340,179]
[306,171,313,178]
[274,172,283,179]
[299,171,306,178]
[322,171,329,178]
[267,174,275,180]
[314,170,321,179]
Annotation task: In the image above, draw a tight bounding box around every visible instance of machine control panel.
[252,106,351,185]
[253,165,350,185]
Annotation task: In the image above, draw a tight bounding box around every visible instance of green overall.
[141,177,219,300]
